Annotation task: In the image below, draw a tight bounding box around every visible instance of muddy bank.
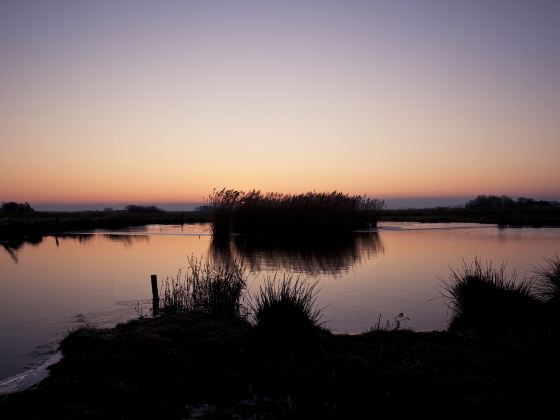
[2,313,560,419]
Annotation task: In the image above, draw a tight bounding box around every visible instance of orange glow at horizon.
[1,2,559,204]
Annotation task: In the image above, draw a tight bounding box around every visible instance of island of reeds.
[208,189,385,237]
[2,254,560,419]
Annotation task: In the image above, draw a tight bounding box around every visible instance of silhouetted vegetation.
[124,204,164,213]
[4,256,560,417]
[443,258,543,331]
[209,189,385,237]
[160,256,247,318]
[1,202,34,214]
[3,311,560,418]
[534,254,560,317]
[381,195,560,226]
[465,194,556,209]
[249,274,323,339]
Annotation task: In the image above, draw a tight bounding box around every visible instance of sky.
[1,0,559,207]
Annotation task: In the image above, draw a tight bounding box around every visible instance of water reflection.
[210,233,384,274]
[54,234,94,244]
[54,233,150,246]
[1,236,44,263]
[1,234,150,263]
[100,234,149,246]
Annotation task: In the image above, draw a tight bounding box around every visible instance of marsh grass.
[442,258,542,331]
[159,256,247,318]
[249,274,323,337]
[533,254,560,324]
[533,254,560,303]
[209,189,385,237]
[368,312,410,332]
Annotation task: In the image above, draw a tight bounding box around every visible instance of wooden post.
[151,274,159,316]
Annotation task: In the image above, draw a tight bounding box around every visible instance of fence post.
[151,274,159,316]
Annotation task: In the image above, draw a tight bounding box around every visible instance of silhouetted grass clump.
[443,258,542,331]
[209,189,385,237]
[250,275,323,338]
[160,256,247,318]
[534,254,560,315]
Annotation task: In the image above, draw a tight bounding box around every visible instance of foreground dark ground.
[2,313,560,419]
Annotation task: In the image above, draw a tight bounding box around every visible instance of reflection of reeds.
[160,256,247,318]
[101,234,149,246]
[54,234,94,244]
[210,233,383,275]
[208,189,385,237]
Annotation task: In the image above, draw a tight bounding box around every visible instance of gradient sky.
[1,0,559,204]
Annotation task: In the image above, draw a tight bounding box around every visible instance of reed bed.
[159,256,247,317]
[208,189,385,237]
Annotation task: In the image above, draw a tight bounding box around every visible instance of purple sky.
[1,1,559,204]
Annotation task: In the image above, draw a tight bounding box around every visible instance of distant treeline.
[0,208,207,240]
[1,202,168,214]
[382,195,560,226]
[465,195,559,209]
[124,204,164,213]
[1,201,35,214]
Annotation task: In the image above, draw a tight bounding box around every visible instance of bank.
[1,312,559,419]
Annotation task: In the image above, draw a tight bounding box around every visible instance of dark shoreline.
[0,210,210,241]
[380,207,560,226]
[2,207,560,243]
[1,313,559,419]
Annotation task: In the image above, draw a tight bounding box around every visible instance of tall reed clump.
[442,258,542,331]
[159,256,247,318]
[208,188,385,237]
[249,274,323,338]
[533,254,560,316]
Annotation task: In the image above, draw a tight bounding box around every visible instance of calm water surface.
[1,222,559,383]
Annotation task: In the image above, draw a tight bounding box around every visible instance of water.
[1,222,559,386]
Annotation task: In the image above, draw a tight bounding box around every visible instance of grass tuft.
[442,258,542,331]
[250,274,323,337]
[533,254,560,303]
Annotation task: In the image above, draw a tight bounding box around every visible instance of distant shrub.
[208,188,385,237]
[442,258,542,331]
[160,256,247,318]
[1,201,34,214]
[125,204,164,213]
[465,195,515,209]
[465,195,553,210]
[250,274,323,337]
